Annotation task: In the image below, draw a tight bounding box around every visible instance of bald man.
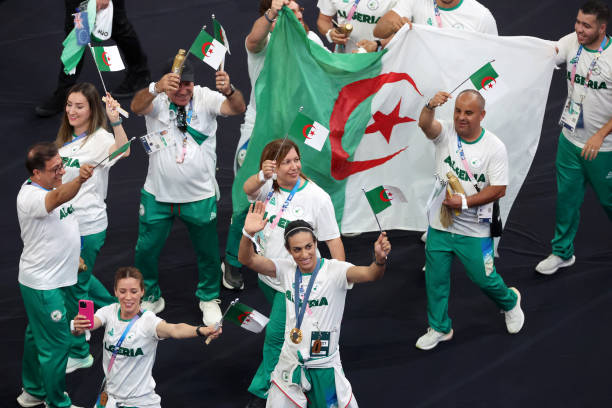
[414,90,524,351]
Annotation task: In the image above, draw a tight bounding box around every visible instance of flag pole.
[212,14,225,71]
[88,43,109,96]
[361,187,383,234]
[92,136,135,169]
[205,298,238,345]
[448,59,496,95]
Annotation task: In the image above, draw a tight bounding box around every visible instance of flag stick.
[205,298,238,345]
[93,136,135,169]
[361,187,383,234]
[102,96,129,118]
[448,59,496,95]
[88,44,109,96]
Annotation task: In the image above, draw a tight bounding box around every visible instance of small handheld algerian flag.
[92,46,125,72]
[288,112,329,152]
[469,62,499,90]
[225,302,269,333]
[364,185,407,214]
[213,17,230,55]
[94,137,133,169]
[189,29,227,70]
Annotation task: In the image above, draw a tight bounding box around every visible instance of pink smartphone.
[78,299,94,329]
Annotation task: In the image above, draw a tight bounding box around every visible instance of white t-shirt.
[96,304,164,407]
[393,0,497,34]
[235,31,327,172]
[249,179,340,289]
[59,128,116,235]
[318,0,398,53]
[143,86,226,203]
[430,120,508,237]
[272,258,353,364]
[17,182,80,290]
[556,32,612,151]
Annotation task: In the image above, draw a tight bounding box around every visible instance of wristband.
[148,81,159,96]
[224,84,236,98]
[110,117,123,127]
[70,319,75,332]
[326,28,333,43]
[375,39,383,51]
[258,169,266,182]
[373,253,386,266]
[425,101,435,110]
[459,193,468,210]
[264,9,276,23]
[196,325,206,337]
[242,227,255,240]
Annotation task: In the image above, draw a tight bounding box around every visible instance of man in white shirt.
[415,89,524,351]
[130,59,245,325]
[16,142,93,408]
[373,0,497,39]
[536,0,612,275]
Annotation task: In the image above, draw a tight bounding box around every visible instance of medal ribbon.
[569,36,608,101]
[107,310,142,373]
[294,258,322,333]
[456,134,481,192]
[268,178,300,230]
[345,0,362,22]
[432,0,443,28]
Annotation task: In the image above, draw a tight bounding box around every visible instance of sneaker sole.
[222,274,245,290]
[17,395,44,408]
[416,329,454,351]
[535,255,576,275]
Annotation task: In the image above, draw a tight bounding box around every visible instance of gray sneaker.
[17,389,44,407]
[535,254,575,275]
[65,354,93,374]
[415,327,453,350]
[505,287,525,334]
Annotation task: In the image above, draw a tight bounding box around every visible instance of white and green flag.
[232,10,556,234]
[189,29,227,70]
[288,111,330,152]
[91,45,125,71]
[225,302,269,333]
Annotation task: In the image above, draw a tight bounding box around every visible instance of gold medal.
[289,328,303,344]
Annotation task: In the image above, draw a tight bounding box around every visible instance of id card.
[559,97,583,133]
[139,130,171,154]
[310,331,330,358]
[477,202,493,224]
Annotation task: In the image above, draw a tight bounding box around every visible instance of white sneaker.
[17,388,44,407]
[415,327,453,350]
[199,299,222,325]
[505,287,525,334]
[65,354,93,374]
[420,231,428,243]
[42,393,82,408]
[535,254,575,275]
[141,297,165,314]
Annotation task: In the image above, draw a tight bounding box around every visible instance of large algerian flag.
[225,302,269,333]
[364,185,407,214]
[91,45,125,71]
[213,17,230,55]
[288,111,330,152]
[189,29,227,70]
[232,11,556,235]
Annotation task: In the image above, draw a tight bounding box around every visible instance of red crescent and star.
[365,99,415,143]
[102,52,111,67]
[302,124,314,139]
[238,311,252,323]
[329,72,422,180]
[379,188,392,202]
[480,76,496,90]
[202,42,214,57]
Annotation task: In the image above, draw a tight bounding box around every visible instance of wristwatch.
[148,82,159,96]
[224,84,236,98]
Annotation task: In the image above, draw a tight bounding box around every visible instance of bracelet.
[196,325,206,337]
[110,117,123,127]
[264,9,277,23]
[224,84,236,98]
[326,28,333,43]
[373,253,386,266]
[258,169,266,183]
[425,101,435,110]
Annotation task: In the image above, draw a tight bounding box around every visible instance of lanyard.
[569,36,608,101]
[63,132,88,147]
[432,0,443,28]
[267,179,301,230]
[28,180,51,191]
[456,134,481,192]
[107,311,142,374]
[294,258,322,333]
[345,0,362,22]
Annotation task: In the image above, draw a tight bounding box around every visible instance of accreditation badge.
[477,202,493,224]
[139,129,172,154]
[559,97,583,133]
[310,331,330,357]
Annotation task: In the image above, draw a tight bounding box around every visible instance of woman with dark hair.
[57,82,131,373]
[72,267,221,408]
[242,138,345,406]
[239,202,391,407]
